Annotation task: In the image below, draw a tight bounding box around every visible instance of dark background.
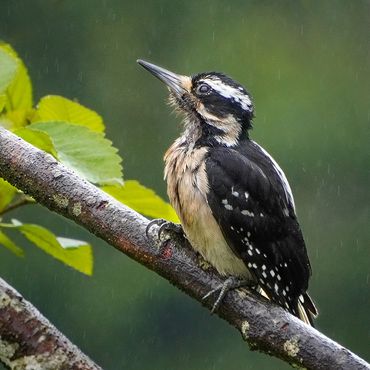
[1,1,369,369]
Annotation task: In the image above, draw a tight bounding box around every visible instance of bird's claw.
[145,218,167,239]
[146,218,184,241]
[202,277,248,314]
[158,221,183,240]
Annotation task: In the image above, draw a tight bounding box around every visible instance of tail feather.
[297,293,318,327]
[302,292,318,316]
[259,287,318,327]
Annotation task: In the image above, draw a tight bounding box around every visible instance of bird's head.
[138,60,254,146]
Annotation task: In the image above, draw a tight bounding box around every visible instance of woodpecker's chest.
[164,140,250,278]
[164,141,209,225]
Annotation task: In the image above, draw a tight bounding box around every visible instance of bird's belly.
[165,143,251,279]
[183,204,251,279]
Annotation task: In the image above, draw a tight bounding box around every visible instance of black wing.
[205,141,312,314]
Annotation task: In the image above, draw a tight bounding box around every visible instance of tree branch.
[0,127,368,370]
[0,277,101,369]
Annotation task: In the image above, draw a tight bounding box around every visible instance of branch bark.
[0,277,101,369]
[0,127,369,370]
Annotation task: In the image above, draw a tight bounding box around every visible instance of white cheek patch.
[200,78,253,112]
[197,103,242,147]
[197,103,223,123]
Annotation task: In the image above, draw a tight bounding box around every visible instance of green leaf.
[103,180,179,223]
[2,109,33,129]
[56,236,90,249]
[0,231,24,256]
[0,47,17,94]
[33,95,105,132]
[0,178,18,213]
[15,127,58,157]
[5,59,32,113]
[32,121,123,185]
[13,221,93,275]
[0,94,5,112]
[0,43,33,113]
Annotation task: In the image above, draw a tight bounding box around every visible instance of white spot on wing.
[241,210,254,217]
[224,204,233,210]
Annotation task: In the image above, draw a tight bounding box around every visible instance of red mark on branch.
[160,241,173,259]
[96,200,108,210]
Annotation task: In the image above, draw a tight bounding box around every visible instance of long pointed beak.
[137,59,191,96]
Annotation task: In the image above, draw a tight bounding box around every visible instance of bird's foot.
[202,277,249,313]
[146,218,184,242]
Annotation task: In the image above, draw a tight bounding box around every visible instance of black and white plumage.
[138,60,318,325]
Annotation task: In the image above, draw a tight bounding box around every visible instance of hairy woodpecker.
[138,59,318,325]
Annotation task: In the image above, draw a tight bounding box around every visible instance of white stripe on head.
[196,103,241,147]
[199,78,253,112]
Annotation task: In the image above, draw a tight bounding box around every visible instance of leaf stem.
[0,195,34,216]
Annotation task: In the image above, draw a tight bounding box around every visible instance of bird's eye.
[197,84,211,95]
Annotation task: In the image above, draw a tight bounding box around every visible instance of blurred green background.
[1,1,369,369]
